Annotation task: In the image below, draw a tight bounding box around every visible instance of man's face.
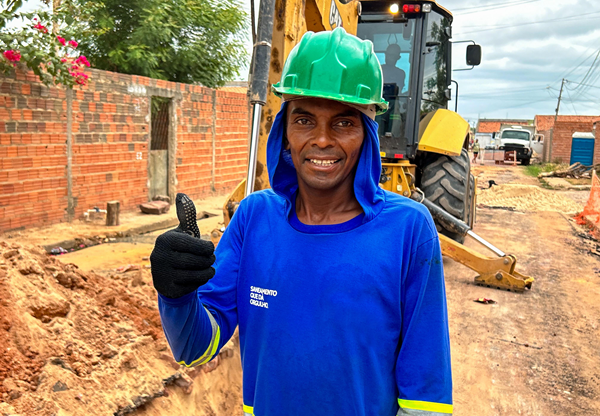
[285,98,364,193]
[385,51,400,66]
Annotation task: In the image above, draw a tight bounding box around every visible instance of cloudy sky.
[13,0,600,124]
[447,0,600,124]
[243,0,600,124]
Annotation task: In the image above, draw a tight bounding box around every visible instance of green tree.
[75,0,248,88]
[1,1,23,29]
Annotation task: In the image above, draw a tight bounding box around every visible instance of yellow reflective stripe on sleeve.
[398,399,453,414]
[243,404,254,415]
[177,307,221,367]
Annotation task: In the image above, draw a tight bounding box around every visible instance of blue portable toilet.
[570,132,595,166]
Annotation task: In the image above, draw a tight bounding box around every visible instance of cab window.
[421,11,451,115]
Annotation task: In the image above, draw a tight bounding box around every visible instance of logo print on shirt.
[250,286,277,309]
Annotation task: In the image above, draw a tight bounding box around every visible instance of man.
[150,28,452,416]
[381,43,407,93]
[380,43,408,138]
[472,139,480,164]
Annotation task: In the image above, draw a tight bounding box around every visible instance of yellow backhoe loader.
[215,0,534,292]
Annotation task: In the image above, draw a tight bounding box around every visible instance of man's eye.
[336,120,353,127]
[295,118,310,125]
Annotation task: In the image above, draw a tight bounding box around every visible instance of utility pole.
[554,78,565,121]
[548,78,566,162]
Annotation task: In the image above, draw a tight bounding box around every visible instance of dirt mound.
[0,240,242,416]
[478,184,583,213]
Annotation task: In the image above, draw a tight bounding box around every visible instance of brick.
[0,67,249,231]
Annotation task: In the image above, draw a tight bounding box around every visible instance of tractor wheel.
[421,149,472,244]
[466,173,476,229]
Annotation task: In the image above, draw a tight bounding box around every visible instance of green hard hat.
[272,27,388,114]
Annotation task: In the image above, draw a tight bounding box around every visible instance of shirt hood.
[266,102,386,222]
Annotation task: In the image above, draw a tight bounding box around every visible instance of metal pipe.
[245,104,262,197]
[467,230,505,257]
[245,0,276,197]
[410,190,506,257]
[451,79,459,113]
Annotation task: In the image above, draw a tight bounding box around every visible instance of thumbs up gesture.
[150,193,216,298]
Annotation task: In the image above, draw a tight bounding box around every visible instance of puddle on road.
[57,242,154,272]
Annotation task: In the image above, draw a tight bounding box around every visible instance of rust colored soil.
[0,240,242,416]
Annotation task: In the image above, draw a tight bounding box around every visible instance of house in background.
[475,116,600,164]
[535,115,600,164]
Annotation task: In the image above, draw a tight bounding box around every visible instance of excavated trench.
[0,213,243,416]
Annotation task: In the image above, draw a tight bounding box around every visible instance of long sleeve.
[158,203,244,367]
[396,233,452,415]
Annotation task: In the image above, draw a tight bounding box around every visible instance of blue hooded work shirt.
[158,103,453,416]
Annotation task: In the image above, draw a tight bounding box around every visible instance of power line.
[454,0,542,15]
[568,51,600,99]
[461,97,554,101]
[572,89,599,103]
[564,86,578,115]
[460,86,553,98]
[554,46,600,84]
[477,97,552,114]
[574,50,600,88]
[454,11,600,35]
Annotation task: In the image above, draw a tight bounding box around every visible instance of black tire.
[467,173,476,229]
[521,157,531,166]
[421,149,472,244]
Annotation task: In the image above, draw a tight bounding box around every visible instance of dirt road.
[448,165,600,415]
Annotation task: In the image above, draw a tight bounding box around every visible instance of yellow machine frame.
[219,0,533,292]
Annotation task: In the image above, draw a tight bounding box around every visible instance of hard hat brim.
[272,85,388,115]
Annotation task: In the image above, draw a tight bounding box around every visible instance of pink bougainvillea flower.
[73,72,89,85]
[3,50,21,62]
[33,23,49,34]
[68,40,78,49]
[56,36,66,46]
[75,55,90,67]
[61,57,67,63]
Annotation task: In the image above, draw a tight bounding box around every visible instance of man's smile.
[306,158,342,167]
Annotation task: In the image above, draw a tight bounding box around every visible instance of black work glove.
[150,194,216,299]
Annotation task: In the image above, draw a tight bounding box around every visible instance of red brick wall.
[0,69,249,232]
[551,120,595,163]
[214,91,250,192]
[0,72,68,231]
[71,71,150,215]
[176,85,214,197]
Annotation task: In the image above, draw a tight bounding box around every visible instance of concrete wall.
[539,129,552,162]
[0,69,249,232]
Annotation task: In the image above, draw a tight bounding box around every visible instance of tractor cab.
[357,1,479,161]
